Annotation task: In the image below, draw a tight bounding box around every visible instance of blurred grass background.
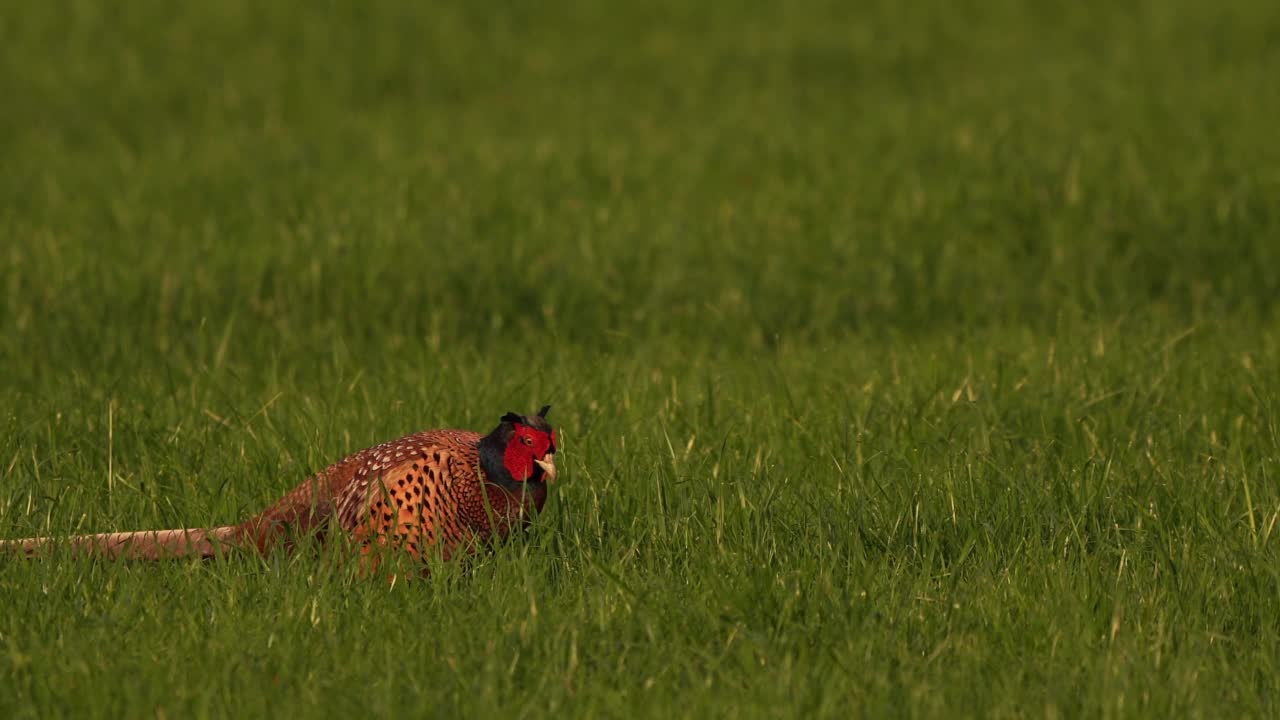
[2,1,1279,717]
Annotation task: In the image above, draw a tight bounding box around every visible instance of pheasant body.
[241,429,547,562]
[2,408,557,567]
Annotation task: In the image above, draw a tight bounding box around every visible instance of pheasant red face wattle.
[502,423,557,482]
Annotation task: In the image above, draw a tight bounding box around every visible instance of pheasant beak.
[535,455,557,482]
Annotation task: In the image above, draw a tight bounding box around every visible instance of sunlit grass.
[2,1,1278,717]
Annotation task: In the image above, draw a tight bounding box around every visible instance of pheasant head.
[479,405,558,489]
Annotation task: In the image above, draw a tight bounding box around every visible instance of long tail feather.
[0,526,242,560]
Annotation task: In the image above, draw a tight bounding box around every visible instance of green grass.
[3,0,1280,716]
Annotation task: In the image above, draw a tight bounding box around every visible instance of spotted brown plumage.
[2,407,557,567]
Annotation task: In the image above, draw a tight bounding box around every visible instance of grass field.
[3,0,1280,716]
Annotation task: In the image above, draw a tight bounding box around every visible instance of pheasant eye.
[521,436,533,446]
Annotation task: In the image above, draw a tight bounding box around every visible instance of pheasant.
[2,406,558,567]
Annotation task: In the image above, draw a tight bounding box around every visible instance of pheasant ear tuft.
[537,405,551,418]
[501,412,524,425]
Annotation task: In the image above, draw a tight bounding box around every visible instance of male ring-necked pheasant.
[2,406,557,566]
